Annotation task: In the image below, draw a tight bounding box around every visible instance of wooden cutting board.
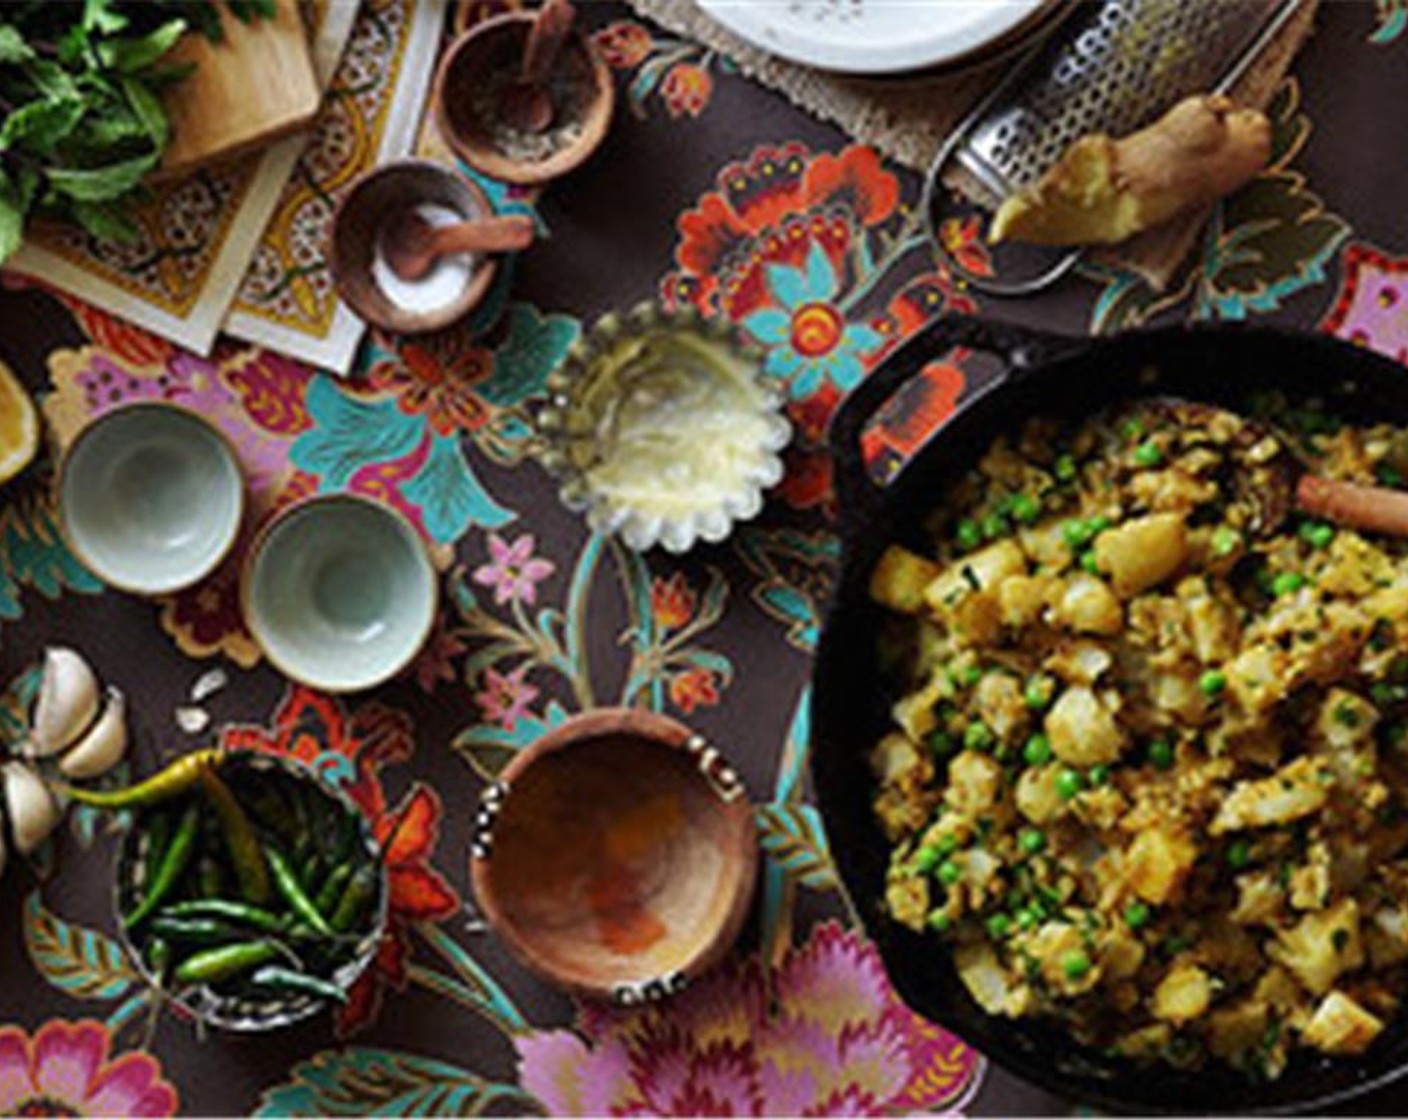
[156,0,321,178]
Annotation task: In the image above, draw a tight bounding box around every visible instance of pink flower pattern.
[515,921,982,1117]
[0,1020,177,1118]
[476,664,540,731]
[472,533,554,605]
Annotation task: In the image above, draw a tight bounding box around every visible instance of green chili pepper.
[314,865,353,917]
[147,937,171,978]
[250,965,349,1005]
[124,803,201,930]
[142,810,171,888]
[267,847,334,936]
[149,916,243,944]
[199,766,272,906]
[160,899,286,933]
[300,851,324,892]
[64,750,223,809]
[175,940,282,986]
[331,865,379,933]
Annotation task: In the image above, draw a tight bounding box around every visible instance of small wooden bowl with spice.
[329,160,523,334]
[434,6,614,186]
[469,709,757,1005]
[98,750,388,1032]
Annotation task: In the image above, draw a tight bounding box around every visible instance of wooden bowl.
[433,12,614,187]
[470,709,757,1004]
[328,159,499,334]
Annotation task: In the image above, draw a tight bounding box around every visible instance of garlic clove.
[58,687,128,780]
[28,647,101,756]
[2,762,62,854]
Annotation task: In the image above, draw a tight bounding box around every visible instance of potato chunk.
[1093,513,1189,597]
[1053,574,1123,636]
[1045,685,1126,766]
[1210,756,1330,835]
[1302,990,1385,1055]
[1268,898,1363,996]
[1152,963,1213,1024]
[870,545,941,614]
[923,540,1027,611]
[1126,826,1197,904]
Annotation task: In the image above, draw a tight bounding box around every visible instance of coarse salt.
[371,203,477,313]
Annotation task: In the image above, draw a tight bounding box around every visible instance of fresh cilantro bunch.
[0,0,275,262]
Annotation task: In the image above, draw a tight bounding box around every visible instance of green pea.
[1017,907,1040,931]
[1089,764,1110,786]
[1024,675,1052,711]
[955,519,982,551]
[964,722,994,752]
[980,512,1008,541]
[1299,521,1335,549]
[1124,901,1150,929]
[1147,739,1174,770]
[1132,439,1164,467]
[1121,418,1146,442]
[986,913,1012,939]
[1089,515,1112,534]
[1199,670,1227,697]
[1061,520,1089,548]
[927,910,952,934]
[1023,733,1052,766]
[1019,828,1046,855]
[960,665,983,688]
[1377,464,1404,488]
[938,860,961,886]
[1055,769,1084,800]
[915,846,942,874]
[935,832,959,856]
[1226,839,1251,869]
[1079,550,1099,575]
[1271,571,1307,596]
[1062,950,1092,980]
[1370,683,1398,709]
[1211,526,1240,557]
[1011,493,1040,525]
[927,729,954,756]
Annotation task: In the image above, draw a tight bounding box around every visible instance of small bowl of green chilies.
[79,749,388,1032]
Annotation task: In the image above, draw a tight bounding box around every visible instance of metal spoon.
[383,210,535,282]
[502,0,576,135]
[1150,399,1408,538]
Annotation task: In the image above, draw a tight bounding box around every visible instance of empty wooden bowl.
[433,12,614,186]
[470,709,756,1005]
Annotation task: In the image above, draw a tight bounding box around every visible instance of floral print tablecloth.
[1,2,1407,1115]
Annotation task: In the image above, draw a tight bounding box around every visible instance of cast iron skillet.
[811,312,1408,1115]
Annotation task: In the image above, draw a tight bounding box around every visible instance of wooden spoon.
[1152,399,1408,538]
[383,210,535,282]
[502,0,576,134]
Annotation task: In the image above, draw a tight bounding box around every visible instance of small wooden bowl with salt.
[469,709,757,1005]
[329,160,505,334]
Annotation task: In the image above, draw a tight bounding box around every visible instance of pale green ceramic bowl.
[59,402,245,596]
[243,494,437,693]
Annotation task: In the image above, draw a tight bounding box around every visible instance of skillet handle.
[829,312,1080,540]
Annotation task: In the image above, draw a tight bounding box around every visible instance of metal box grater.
[925,0,1304,295]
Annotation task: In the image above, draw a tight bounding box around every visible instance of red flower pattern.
[669,667,720,713]
[650,571,696,631]
[660,63,712,118]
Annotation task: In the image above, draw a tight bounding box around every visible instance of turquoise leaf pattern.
[450,702,570,781]
[291,378,423,488]
[400,433,513,542]
[480,303,581,407]
[0,662,41,746]
[253,1047,542,1117]
[23,890,136,1001]
[0,486,103,620]
[1371,0,1406,43]
[757,804,838,891]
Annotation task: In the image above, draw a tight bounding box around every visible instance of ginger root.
[989,95,1271,247]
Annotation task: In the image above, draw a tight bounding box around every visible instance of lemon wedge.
[0,361,40,485]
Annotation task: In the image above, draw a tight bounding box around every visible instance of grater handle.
[830,312,1080,540]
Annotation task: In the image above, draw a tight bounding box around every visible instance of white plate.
[697,0,1053,75]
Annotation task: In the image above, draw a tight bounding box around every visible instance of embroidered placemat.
[626,0,1319,289]
[5,2,357,356]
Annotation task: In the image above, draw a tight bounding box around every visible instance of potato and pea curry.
[869,396,1408,1077]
